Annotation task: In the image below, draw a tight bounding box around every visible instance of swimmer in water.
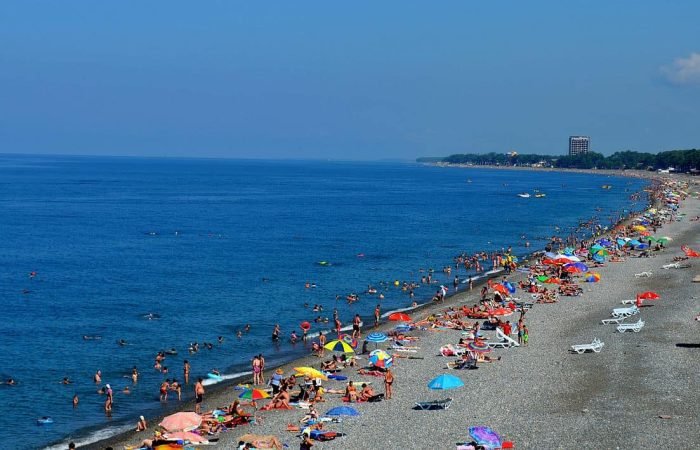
[237,330,243,338]
[245,324,251,332]
[290,331,298,343]
[61,377,72,385]
[217,336,224,344]
[73,395,79,408]
[118,339,127,346]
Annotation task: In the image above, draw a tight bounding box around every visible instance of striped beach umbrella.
[368,349,393,368]
[324,339,355,353]
[238,388,270,400]
[366,332,388,344]
[467,341,491,353]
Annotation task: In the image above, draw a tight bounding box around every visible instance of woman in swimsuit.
[384,368,394,399]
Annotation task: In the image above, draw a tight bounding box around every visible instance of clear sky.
[1,1,699,160]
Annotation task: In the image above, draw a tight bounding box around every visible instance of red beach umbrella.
[388,312,411,322]
[491,284,509,294]
[638,291,660,300]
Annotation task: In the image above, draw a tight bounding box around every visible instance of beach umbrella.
[159,412,202,432]
[238,388,271,400]
[563,263,584,274]
[563,247,575,256]
[553,257,572,265]
[491,284,509,295]
[589,244,604,254]
[294,367,328,380]
[368,349,393,368]
[467,341,491,353]
[592,254,605,263]
[502,281,516,294]
[365,332,388,344]
[427,374,464,390]
[626,239,642,247]
[544,277,561,284]
[164,431,209,444]
[638,291,660,300]
[536,275,550,283]
[468,426,502,449]
[633,225,647,231]
[388,312,411,322]
[324,339,355,353]
[682,245,700,257]
[584,272,600,283]
[616,238,627,246]
[594,248,610,256]
[597,239,613,247]
[325,406,360,417]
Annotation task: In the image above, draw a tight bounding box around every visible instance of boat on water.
[601,185,612,189]
[517,193,530,198]
[534,193,546,198]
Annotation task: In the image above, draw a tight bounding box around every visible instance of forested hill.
[419,149,700,172]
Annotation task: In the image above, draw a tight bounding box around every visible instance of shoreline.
[59,173,696,450]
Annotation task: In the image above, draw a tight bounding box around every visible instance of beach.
[89,176,700,450]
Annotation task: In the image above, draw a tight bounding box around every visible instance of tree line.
[434,149,700,172]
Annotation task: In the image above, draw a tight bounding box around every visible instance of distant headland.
[418,149,700,174]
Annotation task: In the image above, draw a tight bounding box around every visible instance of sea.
[0,155,649,449]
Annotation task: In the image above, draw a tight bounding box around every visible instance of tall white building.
[569,136,590,156]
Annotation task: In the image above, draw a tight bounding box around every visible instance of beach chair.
[617,319,645,333]
[611,306,639,318]
[414,398,453,410]
[488,328,520,349]
[570,338,604,354]
[635,272,652,278]
[601,316,627,325]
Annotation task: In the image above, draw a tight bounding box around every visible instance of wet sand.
[87,179,699,450]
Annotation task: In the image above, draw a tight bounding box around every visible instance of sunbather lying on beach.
[260,387,292,410]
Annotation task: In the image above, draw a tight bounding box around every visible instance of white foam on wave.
[43,423,133,450]
[202,370,252,386]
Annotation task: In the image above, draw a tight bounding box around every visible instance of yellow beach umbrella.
[324,339,355,353]
[293,366,328,380]
[632,225,646,232]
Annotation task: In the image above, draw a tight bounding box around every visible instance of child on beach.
[523,326,529,346]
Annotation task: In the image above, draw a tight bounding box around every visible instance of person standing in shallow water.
[374,304,381,327]
[183,360,190,384]
[252,355,262,385]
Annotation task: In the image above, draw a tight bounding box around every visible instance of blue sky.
[1,1,698,160]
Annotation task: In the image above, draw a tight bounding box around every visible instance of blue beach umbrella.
[468,426,502,449]
[616,238,627,246]
[366,332,388,344]
[592,254,605,263]
[627,239,642,247]
[563,247,575,256]
[501,281,516,294]
[325,406,359,417]
[427,374,464,390]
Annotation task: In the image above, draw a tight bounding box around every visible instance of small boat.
[37,417,54,425]
[517,193,531,198]
[601,185,612,189]
[535,193,546,198]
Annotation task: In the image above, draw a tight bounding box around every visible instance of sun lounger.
[620,299,637,305]
[440,344,466,357]
[662,263,689,269]
[611,306,639,318]
[488,327,520,349]
[617,319,645,333]
[635,272,652,278]
[601,316,627,325]
[414,398,453,410]
[570,338,604,354]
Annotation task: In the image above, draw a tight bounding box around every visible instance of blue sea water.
[0,155,648,449]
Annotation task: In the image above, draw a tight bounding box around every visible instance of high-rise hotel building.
[569,136,590,156]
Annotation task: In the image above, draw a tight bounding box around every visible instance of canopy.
[368,349,393,368]
[388,312,411,322]
[427,374,464,390]
[159,412,202,432]
[294,367,328,380]
[365,332,388,343]
[238,388,271,400]
[468,426,502,449]
[325,406,359,416]
[324,339,355,353]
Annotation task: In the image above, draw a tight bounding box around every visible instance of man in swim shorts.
[194,378,204,414]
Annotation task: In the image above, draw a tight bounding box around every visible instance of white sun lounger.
[634,272,652,278]
[570,338,604,354]
[620,299,638,305]
[617,319,645,333]
[601,316,627,325]
[611,306,639,318]
[488,327,520,349]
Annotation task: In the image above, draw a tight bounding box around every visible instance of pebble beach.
[84,176,699,450]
